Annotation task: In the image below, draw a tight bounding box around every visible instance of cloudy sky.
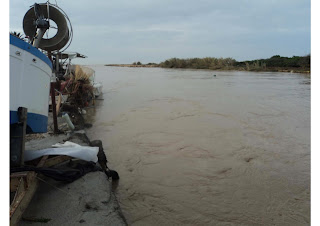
[9,0,310,64]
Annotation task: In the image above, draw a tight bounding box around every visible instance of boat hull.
[10,35,53,133]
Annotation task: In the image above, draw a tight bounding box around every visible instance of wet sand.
[86,66,310,225]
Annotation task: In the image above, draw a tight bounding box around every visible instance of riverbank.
[20,127,127,225]
[105,64,310,74]
[105,64,158,68]
[15,111,127,225]
[105,55,310,74]
[10,64,127,225]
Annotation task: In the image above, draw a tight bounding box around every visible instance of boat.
[10,3,75,223]
[10,34,53,133]
[10,2,72,133]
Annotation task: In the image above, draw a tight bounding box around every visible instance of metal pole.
[50,82,59,134]
[48,51,52,62]
[55,53,59,72]
[33,28,47,48]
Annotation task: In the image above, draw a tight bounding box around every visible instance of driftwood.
[56,94,62,115]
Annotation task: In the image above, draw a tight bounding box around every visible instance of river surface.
[86,66,310,226]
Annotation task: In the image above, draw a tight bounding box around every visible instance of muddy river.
[86,66,310,225]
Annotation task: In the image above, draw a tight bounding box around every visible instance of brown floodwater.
[85,66,310,226]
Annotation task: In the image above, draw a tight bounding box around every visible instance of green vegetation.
[159,55,310,73]
[107,55,310,73]
[159,57,236,70]
[10,31,26,41]
[147,62,157,65]
[236,55,310,71]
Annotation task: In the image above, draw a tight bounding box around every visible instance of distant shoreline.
[105,64,158,68]
[105,55,310,74]
[104,64,310,74]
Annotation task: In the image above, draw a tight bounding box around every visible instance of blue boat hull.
[10,34,52,134]
[10,111,48,133]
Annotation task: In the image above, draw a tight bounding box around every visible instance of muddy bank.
[14,73,127,225]
[19,130,127,225]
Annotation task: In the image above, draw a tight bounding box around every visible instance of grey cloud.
[10,0,310,64]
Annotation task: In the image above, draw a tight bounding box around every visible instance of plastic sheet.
[52,141,81,148]
[24,145,99,162]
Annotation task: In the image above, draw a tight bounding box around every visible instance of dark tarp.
[11,160,101,183]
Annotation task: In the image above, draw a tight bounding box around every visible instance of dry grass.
[74,65,91,81]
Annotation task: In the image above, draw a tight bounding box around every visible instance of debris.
[24,146,99,162]
[62,113,75,130]
[11,160,101,183]
[22,217,51,223]
[90,140,119,181]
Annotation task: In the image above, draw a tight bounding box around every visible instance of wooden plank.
[37,155,49,167]
[10,172,28,179]
[10,178,22,193]
[25,155,73,168]
[56,94,62,115]
[10,155,68,192]
[44,155,72,167]
[10,155,49,225]
[10,175,38,226]
[10,177,26,216]
[10,172,28,192]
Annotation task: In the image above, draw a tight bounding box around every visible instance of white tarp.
[52,141,81,148]
[24,142,99,162]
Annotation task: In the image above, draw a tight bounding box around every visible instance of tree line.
[158,55,310,72]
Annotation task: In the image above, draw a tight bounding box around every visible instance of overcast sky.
[9,0,310,64]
